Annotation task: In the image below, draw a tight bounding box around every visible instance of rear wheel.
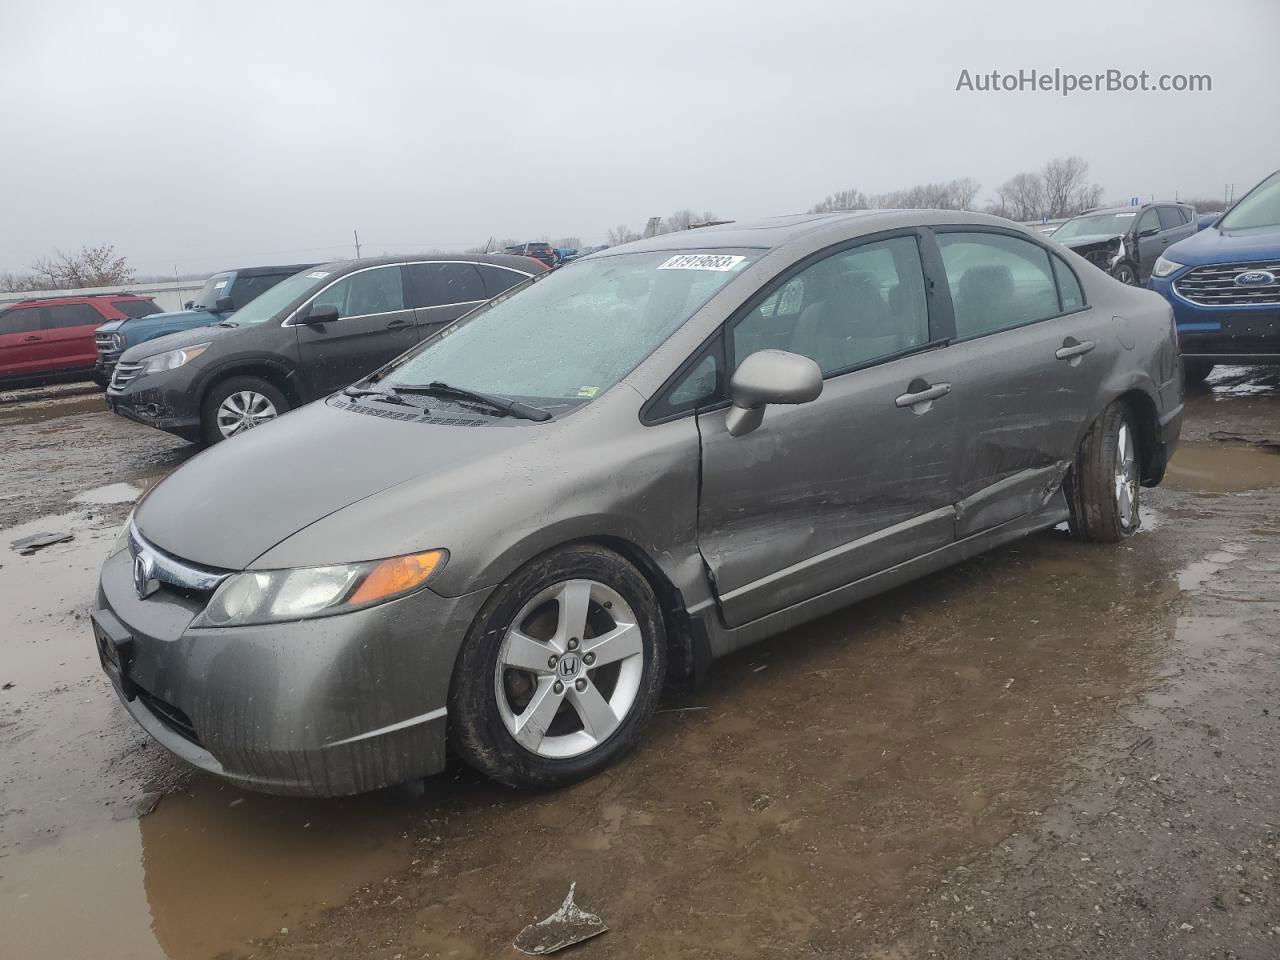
[1182,358,1214,387]
[200,376,288,444]
[1066,401,1140,543]
[449,545,666,788]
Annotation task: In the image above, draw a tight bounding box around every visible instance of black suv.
[93,263,316,379]
[1053,203,1198,285]
[106,254,544,443]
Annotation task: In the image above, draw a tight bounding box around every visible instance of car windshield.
[1053,212,1137,240]
[377,249,757,402]
[1220,171,1280,230]
[224,268,332,326]
[191,272,234,310]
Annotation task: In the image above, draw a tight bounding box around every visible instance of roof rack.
[0,291,147,307]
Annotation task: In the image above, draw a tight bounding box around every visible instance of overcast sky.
[1,0,1277,276]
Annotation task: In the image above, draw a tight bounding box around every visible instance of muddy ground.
[1,370,1278,960]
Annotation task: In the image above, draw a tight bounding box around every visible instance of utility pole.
[353,229,362,259]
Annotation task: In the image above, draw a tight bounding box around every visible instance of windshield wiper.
[215,319,238,327]
[342,385,417,407]
[388,381,551,422]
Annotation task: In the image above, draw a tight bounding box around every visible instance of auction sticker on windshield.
[658,254,747,271]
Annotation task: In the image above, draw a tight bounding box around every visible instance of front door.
[696,233,962,628]
[293,264,421,395]
[933,228,1112,537]
[1133,207,1166,282]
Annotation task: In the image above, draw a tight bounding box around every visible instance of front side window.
[311,266,405,318]
[732,235,928,376]
[938,232,1060,338]
[377,249,758,402]
[0,306,42,335]
[1136,208,1161,236]
[43,303,105,329]
[1220,171,1280,230]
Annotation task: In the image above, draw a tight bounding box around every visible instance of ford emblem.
[1235,270,1276,286]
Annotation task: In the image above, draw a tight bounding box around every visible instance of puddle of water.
[72,482,144,505]
[1164,442,1280,493]
[1175,546,1246,591]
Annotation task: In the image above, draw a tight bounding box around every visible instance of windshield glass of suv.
[225,269,331,326]
[1053,212,1137,240]
[191,272,234,310]
[378,249,757,401]
[1220,172,1280,231]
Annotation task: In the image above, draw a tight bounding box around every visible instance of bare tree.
[995,172,1047,221]
[607,224,640,246]
[1042,156,1102,219]
[2,244,136,292]
[554,236,583,250]
[809,189,869,213]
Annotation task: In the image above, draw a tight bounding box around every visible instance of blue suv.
[94,264,314,380]
[1148,170,1280,384]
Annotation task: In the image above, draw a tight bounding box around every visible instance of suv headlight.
[191,549,447,628]
[111,332,124,349]
[139,343,210,374]
[1151,254,1184,278]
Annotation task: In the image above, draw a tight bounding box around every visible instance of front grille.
[109,360,144,390]
[95,334,121,362]
[137,687,201,746]
[1174,261,1280,306]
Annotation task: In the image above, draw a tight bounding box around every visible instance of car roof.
[311,253,545,274]
[1076,202,1187,217]
[0,292,151,311]
[598,209,1020,256]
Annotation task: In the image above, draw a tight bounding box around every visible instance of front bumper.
[1149,274,1280,363]
[95,545,491,796]
[106,384,202,441]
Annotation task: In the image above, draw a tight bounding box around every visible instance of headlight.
[109,513,135,557]
[111,333,124,349]
[139,343,210,374]
[1151,254,1184,278]
[191,549,447,628]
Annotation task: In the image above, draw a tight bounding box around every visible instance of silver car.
[93,210,1183,796]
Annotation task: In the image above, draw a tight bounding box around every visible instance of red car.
[0,293,159,387]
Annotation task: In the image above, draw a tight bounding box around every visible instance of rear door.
[695,231,965,628]
[0,305,46,378]
[36,302,105,373]
[293,264,421,393]
[931,228,1111,537]
[403,261,490,340]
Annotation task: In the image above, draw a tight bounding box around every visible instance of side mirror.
[726,349,823,437]
[1138,226,1160,238]
[214,296,235,313]
[299,304,341,325]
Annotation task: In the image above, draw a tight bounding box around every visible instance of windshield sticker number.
[1115,213,1136,218]
[307,271,331,279]
[576,386,600,398]
[658,254,746,272]
[214,280,228,289]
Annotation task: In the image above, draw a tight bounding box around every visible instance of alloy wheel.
[1114,422,1139,530]
[216,390,278,438]
[494,579,645,759]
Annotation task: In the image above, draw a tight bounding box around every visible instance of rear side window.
[477,265,528,298]
[113,299,161,319]
[938,232,1061,338]
[1157,207,1185,231]
[43,303,106,329]
[1051,255,1085,312]
[404,262,488,308]
[0,306,42,335]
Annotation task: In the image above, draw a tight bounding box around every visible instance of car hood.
[117,322,240,362]
[1059,233,1124,253]
[134,398,544,570]
[1165,223,1280,266]
[97,319,123,334]
[123,307,217,329]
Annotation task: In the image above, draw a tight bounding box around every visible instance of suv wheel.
[1112,262,1137,285]
[201,376,288,444]
[449,545,666,788]
[1066,401,1140,543]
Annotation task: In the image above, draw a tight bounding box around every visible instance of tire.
[91,373,109,389]
[1182,358,1214,387]
[1111,262,1138,285]
[1066,401,1140,543]
[200,376,288,444]
[449,544,666,789]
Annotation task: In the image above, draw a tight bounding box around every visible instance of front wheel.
[200,376,288,444]
[1111,262,1138,285]
[449,545,666,789]
[1066,401,1140,543]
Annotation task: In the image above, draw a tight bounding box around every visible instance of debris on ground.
[11,530,74,555]
[513,883,607,955]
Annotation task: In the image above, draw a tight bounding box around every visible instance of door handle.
[385,318,412,329]
[1055,339,1096,361]
[23,335,42,342]
[894,382,951,408]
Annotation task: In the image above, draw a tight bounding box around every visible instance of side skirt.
[696,492,1069,659]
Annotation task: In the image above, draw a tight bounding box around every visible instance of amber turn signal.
[348,550,446,606]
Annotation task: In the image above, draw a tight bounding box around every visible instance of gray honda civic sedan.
[93,210,1182,796]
